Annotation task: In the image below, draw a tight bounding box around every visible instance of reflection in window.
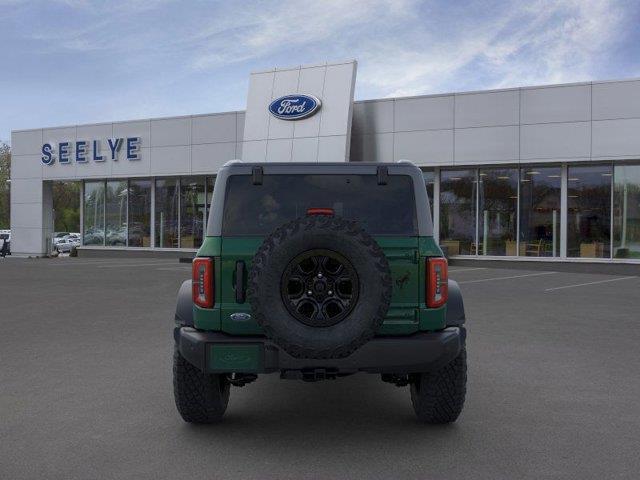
[440,170,476,255]
[519,167,561,257]
[206,176,216,227]
[422,170,435,217]
[128,179,151,247]
[180,177,206,248]
[105,180,128,246]
[613,164,640,259]
[83,181,105,246]
[478,168,518,256]
[155,178,179,248]
[567,165,612,258]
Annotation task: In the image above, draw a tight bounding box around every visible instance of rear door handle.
[235,261,246,303]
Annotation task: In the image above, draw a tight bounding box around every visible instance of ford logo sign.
[268,94,321,120]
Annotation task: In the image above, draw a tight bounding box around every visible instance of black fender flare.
[175,280,194,328]
[446,279,466,326]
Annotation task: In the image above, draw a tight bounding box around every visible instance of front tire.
[410,345,467,424]
[173,349,230,423]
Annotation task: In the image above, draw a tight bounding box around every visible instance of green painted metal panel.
[209,344,263,372]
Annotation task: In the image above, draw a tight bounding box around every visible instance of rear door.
[219,171,420,335]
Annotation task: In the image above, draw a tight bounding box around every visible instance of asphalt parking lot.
[1,257,639,480]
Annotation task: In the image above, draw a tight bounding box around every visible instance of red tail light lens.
[306,207,334,216]
[192,258,214,308]
[426,257,448,308]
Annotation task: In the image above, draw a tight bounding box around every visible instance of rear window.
[222,174,417,235]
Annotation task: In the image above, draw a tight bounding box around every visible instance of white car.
[55,237,81,253]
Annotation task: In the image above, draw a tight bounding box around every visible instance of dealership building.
[9,60,640,263]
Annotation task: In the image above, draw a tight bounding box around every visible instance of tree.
[0,142,10,229]
[53,181,80,232]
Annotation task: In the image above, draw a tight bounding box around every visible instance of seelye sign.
[41,137,141,165]
[268,94,321,120]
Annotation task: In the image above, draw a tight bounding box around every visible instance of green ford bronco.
[173,161,467,423]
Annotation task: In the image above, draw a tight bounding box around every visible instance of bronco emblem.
[396,271,411,289]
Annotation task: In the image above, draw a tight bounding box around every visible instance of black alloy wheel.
[281,249,359,327]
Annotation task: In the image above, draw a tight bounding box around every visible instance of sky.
[1,0,639,143]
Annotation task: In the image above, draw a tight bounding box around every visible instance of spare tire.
[248,215,392,359]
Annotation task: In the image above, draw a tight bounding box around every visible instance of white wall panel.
[192,114,237,144]
[522,85,591,124]
[191,142,236,173]
[351,133,394,163]
[268,68,300,140]
[455,125,519,164]
[243,71,275,142]
[291,137,319,162]
[317,135,348,162]
[394,130,453,165]
[10,178,43,204]
[150,146,191,175]
[265,138,293,162]
[394,95,454,131]
[352,100,394,135]
[151,117,190,147]
[11,154,42,179]
[455,90,519,128]
[521,122,590,160]
[11,129,42,156]
[593,80,640,120]
[592,118,640,158]
[293,66,325,138]
[319,62,356,137]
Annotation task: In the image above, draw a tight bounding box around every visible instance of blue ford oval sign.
[268,94,321,120]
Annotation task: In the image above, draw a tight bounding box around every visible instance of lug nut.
[307,290,313,295]
[317,273,323,278]
[328,290,333,295]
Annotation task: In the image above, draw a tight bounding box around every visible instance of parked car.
[173,161,467,424]
[52,232,70,247]
[0,230,10,256]
[55,237,80,253]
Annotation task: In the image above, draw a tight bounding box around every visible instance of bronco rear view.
[173,161,467,424]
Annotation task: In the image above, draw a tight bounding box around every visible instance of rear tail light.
[306,207,334,216]
[192,257,214,308]
[426,257,448,308]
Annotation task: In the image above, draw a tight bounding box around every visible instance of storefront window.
[613,164,640,259]
[105,180,128,246]
[128,179,152,247]
[440,169,476,255]
[155,178,179,248]
[180,177,206,248]
[83,181,105,246]
[423,170,435,217]
[567,165,612,258]
[519,167,561,257]
[478,168,518,256]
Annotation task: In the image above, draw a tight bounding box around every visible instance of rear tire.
[410,345,467,424]
[173,348,230,423]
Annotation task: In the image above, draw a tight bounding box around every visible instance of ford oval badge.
[268,94,321,120]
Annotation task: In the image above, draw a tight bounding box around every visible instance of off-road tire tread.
[173,349,230,423]
[248,215,392,359]
[410,345,467,424]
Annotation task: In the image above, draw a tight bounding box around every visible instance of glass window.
[83,181,105,246]
[422,170,435,217]
[128,179,152,247]
[180,177,206,248]
[439,169,476,255]
[613,164,640,259]
[519,167,561,257]
[222,174,417,236]
[206,176,216,226]
[105,180,128,246]
[478,168,518,256]
[567,165,612,258]
[155,178,179,248]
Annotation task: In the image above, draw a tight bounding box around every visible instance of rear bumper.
[175,326,464,375]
